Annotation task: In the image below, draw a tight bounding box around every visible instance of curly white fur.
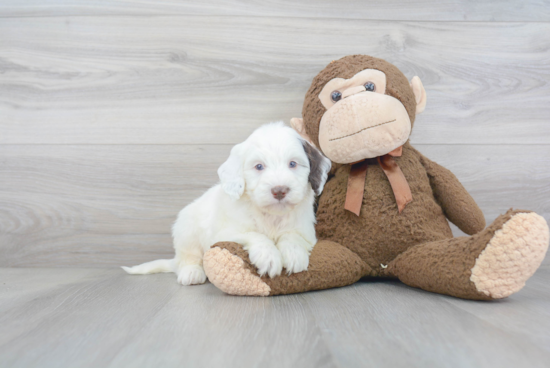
[122,122,331,285]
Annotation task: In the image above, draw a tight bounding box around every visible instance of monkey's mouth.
[329,119,396,142]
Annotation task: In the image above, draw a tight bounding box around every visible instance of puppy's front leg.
[277,233,313,275]
[238,233,283,278]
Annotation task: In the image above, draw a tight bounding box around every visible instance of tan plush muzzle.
[318,87,412,164]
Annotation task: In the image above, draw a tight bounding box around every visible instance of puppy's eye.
[289,161,297,168]
[364,82,376,92]
[331,90,342,102]
[255,164,264,171]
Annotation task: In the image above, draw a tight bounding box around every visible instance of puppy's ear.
[218,143,245,200]
[301,140,331,196]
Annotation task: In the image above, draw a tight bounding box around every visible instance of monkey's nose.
[342,85,368,99]
[271,186,290,200]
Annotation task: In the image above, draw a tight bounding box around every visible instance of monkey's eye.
[364,82,376,92]
[331,90,342,102]
[255,164,264,171]
[289,161,297,168]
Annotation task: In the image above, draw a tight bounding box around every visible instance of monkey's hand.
[418,152,486,235]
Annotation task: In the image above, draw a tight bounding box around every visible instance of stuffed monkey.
[203,55,549,300]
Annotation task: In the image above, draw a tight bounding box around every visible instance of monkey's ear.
[218,143,245,200]
[290,117,316,147]
[410,76,427,114]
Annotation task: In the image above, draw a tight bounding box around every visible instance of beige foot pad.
[203,247,271,296]
[471,212,549,299]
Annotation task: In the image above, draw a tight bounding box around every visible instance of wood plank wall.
[1,1,549,267]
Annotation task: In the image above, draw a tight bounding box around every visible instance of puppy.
[122,122,331,285]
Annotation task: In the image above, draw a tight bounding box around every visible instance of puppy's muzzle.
[271,186,290,200]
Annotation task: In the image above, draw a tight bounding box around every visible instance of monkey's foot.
[388,209,549,300]
[471,211,549,299]
[204,240,368,296]
[203,242,271,296]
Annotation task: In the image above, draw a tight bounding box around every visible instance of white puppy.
[122,122,331,285]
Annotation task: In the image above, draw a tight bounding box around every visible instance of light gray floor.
[1,266,549,368]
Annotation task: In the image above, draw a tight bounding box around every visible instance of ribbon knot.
[344,146,413,216]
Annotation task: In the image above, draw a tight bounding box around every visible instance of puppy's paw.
[278,242,310,275]
[177,265,207,286]
[248,245,283,278]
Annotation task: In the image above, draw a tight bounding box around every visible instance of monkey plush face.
[317,68,412,163]
[292,55,427,164]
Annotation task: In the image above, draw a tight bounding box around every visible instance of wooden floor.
[1,266,549,368]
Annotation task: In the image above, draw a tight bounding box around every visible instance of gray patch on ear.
[302,140,332,196]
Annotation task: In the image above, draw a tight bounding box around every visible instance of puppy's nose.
[271,186,290,200]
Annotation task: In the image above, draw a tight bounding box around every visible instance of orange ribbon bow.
[344,146,413,216]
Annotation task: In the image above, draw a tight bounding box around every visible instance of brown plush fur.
[307,57,487,288]
[388,209,529,300]
[212,240,367,296]
[315,141,484,274]
[204,55,549,300]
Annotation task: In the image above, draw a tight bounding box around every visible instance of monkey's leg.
[203,240,370,296]
[387,209,549,300]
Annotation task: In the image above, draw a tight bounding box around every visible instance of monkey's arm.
[415,149,486,235]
